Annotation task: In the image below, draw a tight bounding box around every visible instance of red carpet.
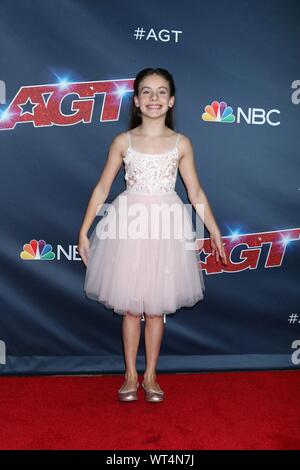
[0,370,299,450]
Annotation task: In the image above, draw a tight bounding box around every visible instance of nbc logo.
[20,239,55,260]
[20,239,82,261]
[202,100,235,123]
[202,100,280,126]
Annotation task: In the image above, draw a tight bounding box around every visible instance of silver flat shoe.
[142,381,164,403]
[118,381,139,402]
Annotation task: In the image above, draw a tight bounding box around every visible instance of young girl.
[78,67,227,403]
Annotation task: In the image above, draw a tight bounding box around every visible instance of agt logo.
[0,78,134,131]
[197,228,300,274]
[202,100,280,126]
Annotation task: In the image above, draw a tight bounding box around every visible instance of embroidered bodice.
[122,132,180,195]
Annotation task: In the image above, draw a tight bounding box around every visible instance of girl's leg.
[143,314,164,392]
[120,311,141,392]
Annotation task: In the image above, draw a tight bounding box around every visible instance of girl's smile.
[146,105,162,109]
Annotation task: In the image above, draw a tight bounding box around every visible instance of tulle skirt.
[83,189,205,318]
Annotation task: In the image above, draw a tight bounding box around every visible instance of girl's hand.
[209,230,227,265]
[78,233,90,267]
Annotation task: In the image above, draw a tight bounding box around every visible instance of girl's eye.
[142,90,167,94]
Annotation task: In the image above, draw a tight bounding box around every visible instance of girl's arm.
[78,133,126,265]
[178,135,227,265]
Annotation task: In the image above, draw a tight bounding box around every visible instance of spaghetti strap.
[127,131,131,146]
[175,133,180,148]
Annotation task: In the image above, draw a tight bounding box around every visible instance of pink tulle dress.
[83,131,205,320]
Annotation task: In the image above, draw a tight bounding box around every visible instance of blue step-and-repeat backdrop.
[0,0,299,374]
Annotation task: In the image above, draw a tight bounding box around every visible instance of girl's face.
[134,74,174,118]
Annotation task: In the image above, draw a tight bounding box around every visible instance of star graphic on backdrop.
[17,98,39,116]
[199,250,210,263]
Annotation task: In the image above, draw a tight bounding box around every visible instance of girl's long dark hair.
[128,68,176,131]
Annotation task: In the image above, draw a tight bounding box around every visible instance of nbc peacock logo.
[202,100,235,123]
[20,239,56,260]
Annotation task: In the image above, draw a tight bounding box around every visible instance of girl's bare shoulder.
[108,132,129,158]
[177,132,192,146]
[177,133,194,160]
